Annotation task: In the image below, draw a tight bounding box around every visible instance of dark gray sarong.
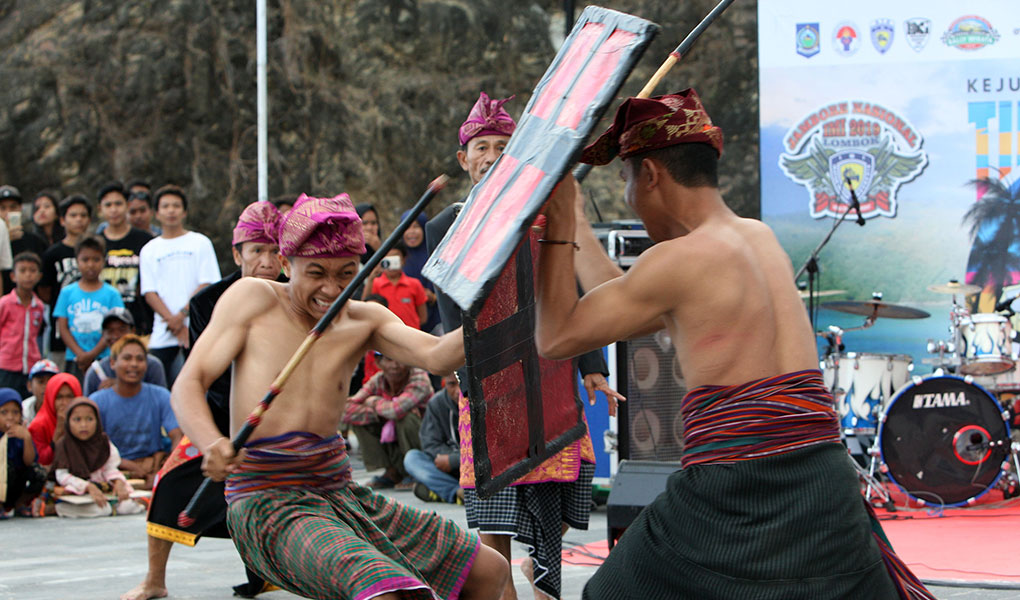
[584,442,901,599]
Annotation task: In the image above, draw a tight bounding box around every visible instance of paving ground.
[2,451,1018,599]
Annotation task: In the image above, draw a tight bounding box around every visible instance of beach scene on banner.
[759,0,1020,373]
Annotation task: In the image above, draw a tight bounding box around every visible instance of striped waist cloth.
[225,432,353,505]
[681,369,840,468]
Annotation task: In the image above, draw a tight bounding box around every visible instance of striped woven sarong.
[680,370,841,468]
[584,370,935,600]
[226,432,479,600]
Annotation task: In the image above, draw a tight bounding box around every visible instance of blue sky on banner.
[757,0,1020,369]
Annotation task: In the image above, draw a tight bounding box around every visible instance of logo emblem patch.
[780,101,928,220]
[833,21,861,56]
[796,22,820,58]
[904,18,931,52]
[942,15,1000,51]
[871,19,894,53]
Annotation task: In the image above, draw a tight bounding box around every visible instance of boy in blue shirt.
[54,236,124,378]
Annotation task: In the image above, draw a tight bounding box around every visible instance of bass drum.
[878,376,1011,507]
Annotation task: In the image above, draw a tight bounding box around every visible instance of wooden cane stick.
[574,0,738,182]
[178,174,449,527]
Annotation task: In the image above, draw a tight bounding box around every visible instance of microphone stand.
[794,176,867,330]
[794,201,858,332]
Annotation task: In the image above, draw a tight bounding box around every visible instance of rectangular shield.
[464,231,586,498]
[422,6,659,314]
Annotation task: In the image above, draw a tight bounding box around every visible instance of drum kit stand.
[809,283,1020,511]
[795,196,1020,510]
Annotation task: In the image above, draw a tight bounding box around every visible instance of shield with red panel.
[424,7,658,497]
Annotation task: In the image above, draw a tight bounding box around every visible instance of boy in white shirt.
[139,185,220,384]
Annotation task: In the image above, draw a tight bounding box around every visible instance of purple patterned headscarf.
[232,201,282,246]
[458,92,517,146]
[278,193,366,259]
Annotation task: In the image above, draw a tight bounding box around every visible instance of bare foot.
[520,558,554,600]
[120,583,168,600]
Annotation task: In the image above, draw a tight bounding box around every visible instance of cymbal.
[799,289,846,299]
[820,300,931,320]
[927,280,981,295]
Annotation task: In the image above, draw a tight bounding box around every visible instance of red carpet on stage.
[876,494,1020,585]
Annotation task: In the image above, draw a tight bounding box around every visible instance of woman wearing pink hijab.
[28,373,81,466]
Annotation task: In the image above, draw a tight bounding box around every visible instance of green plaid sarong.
[226,434,479,600]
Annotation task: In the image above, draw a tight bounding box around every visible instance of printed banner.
[759,0,1020,372]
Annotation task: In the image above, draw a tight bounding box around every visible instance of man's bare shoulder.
[345,299,397,325]
[214,277,285,316]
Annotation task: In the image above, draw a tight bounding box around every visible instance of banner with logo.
[759,0,1020,373]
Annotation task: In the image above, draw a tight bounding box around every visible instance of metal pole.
[256,0,268,203]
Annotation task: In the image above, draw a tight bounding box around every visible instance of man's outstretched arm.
[365,301,465,375]
[172,278,271,478]
[536,176,674,360]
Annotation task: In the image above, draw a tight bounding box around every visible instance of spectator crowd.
[0,179,454,523]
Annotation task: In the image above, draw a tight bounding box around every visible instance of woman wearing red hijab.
[28,373,81,466]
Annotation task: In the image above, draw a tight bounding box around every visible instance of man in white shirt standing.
[140,185,220,385]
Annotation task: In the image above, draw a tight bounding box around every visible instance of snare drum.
[822,353,913,433]
[878,375,1010,506]
[959,313,1014,375]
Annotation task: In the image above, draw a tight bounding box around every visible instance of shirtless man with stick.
[172,193,507,600]
[536,90,933,599]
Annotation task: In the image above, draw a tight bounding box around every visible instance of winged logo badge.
[780,101,928,220]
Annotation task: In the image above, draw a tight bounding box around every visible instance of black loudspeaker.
[606,459,680,548]
[615,331,687,462]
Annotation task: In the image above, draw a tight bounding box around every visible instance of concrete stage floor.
[1,451,1014,599]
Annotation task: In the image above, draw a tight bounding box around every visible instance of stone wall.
[0,0,757,262]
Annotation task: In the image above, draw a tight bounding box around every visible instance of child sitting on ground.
[1,388,45,518]
[52,397,144,518]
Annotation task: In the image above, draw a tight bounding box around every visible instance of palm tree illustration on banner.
[963,176,1020,313]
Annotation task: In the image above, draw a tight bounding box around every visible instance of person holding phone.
[0,186,48,294]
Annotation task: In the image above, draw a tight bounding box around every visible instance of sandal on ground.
[367,475,397,489]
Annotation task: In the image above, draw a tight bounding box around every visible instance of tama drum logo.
[780,101,928,220]
[912,391,971,409]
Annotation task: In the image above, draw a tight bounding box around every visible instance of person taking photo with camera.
[366,243,427,330]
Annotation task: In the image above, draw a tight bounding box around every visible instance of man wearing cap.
[535,89,933,599]
[20,359,59,423]
[172,193,507,599]
[121,201,284,600]
[82,308,167,396]
[0,185,48,294]
[426,92,617,600]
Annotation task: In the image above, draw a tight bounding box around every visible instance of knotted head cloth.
[232,201,282,246]
[458,92,517,146]
[278,193,366,259]
[580,88,723,165]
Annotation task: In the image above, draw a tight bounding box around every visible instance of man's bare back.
[648,214,818,388]
[536,176,818,390]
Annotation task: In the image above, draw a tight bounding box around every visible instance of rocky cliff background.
[0,0,757,265]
